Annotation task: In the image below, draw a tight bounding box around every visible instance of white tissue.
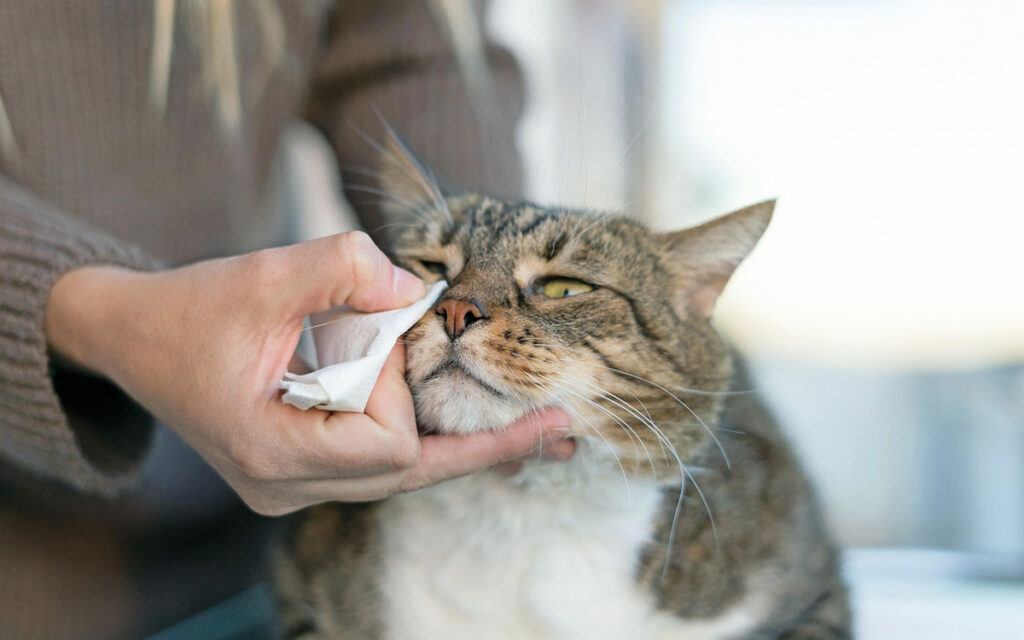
[280,281,448,412]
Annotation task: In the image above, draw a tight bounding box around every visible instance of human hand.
[45,232,574,514]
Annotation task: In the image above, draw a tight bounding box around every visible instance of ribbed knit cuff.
[0,174,158,495]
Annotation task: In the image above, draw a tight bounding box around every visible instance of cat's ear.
[378,126,449,224]
[660,199,775,319]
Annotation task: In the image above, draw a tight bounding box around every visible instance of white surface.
[280,281,447,412]
[847,549,1024,639]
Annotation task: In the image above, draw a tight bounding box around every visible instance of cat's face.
[378,136,772,479]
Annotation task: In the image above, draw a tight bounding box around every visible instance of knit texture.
[0,1,524,636]
[0,174,157,495]
[0,1,522,496]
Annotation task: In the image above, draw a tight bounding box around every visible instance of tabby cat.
[274,137,850,639]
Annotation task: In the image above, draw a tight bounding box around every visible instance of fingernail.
[540,437,576,461]
[541,426,572,447]
[393,266,427,302]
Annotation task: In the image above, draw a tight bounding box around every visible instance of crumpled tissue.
[280,281,448,412]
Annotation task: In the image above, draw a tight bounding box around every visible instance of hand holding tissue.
[281,281,448,412]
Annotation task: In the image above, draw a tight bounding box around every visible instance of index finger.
[273,231,427,317]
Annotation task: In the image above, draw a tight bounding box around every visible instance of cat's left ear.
[377,125,450,225]
[659,199,775,319]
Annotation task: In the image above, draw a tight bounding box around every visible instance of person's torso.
[0,1,327,264]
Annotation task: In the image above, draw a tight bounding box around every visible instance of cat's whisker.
[548,374,702,558]
[525,372,633,497]
[548,371,659,474]
[575,93,589,207]
[530,342,742,395]
[609,199,644,215]
[537,377,635,496]
[623,387,669,462]
[715,427,747,436]
[526,344,732,470]
[629,416,718,583]
[504,350,651,473]
[563,211,611,257]
[599,103,657,213]
[548,376,652,476]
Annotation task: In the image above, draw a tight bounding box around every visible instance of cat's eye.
[539,277,595,299]
[419,261,448,276]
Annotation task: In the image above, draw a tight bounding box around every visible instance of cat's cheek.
[403,323,449,385]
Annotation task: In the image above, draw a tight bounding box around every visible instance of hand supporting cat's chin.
[410,365,536,435]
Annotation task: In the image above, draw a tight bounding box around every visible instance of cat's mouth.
[408,350,536,435]
[420,358,507,398]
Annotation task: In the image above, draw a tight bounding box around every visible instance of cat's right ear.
[377,126,451,225]
[659,199,774,319]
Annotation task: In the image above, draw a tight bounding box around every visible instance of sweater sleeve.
[0,173,158,496]
[304,0,525,244]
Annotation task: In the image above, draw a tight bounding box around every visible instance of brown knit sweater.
[0,1,522,637]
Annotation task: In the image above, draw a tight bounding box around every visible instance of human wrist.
[45,265,145,379]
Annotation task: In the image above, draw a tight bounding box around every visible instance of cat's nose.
[435,298,487,340]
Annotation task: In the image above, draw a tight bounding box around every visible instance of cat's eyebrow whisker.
[609,199,644,216]
[600,103,657,213]
[348,121,454,227]
[351,199,435,232]
[345,184,436,225]
[562,211,610,258]
[371,222,426,236]
[338,163,385,180]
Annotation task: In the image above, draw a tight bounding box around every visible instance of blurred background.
[155,0,1024,637]
[482,0,1024,637]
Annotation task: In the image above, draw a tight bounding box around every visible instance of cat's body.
[274,138,850,639]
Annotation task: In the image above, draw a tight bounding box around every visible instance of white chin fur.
[413,373,531,435]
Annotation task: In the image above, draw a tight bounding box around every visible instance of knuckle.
[242,248,287,293]
[227,440,281,483]
[397,468,432,494]
[389,433,422,470]
[338,231,383,284]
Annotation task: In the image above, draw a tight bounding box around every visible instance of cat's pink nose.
[435,298,487,340]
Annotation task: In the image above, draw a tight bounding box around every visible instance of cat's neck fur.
[379,441,671,640]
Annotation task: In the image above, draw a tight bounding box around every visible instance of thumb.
[281,231,426,315]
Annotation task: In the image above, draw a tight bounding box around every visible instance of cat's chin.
[411,371,532,435]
